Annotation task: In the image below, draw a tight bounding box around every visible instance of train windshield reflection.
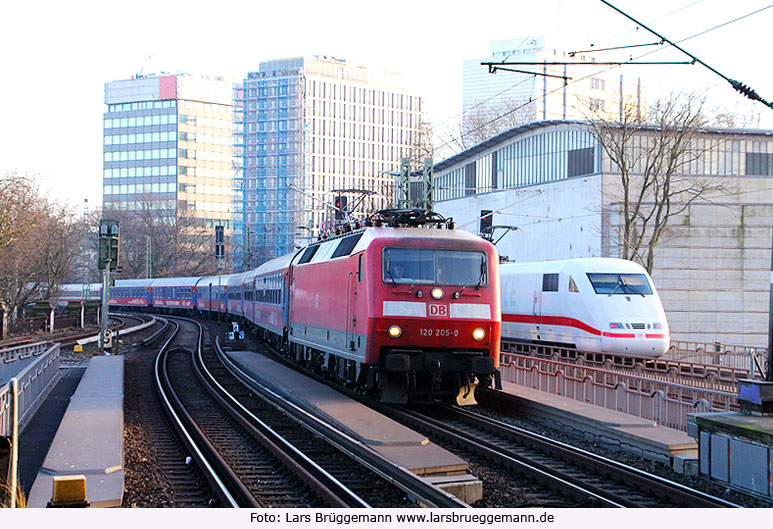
[586,273,653,295]
[383,247,487,286]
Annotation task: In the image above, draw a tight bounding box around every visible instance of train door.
[345,262,355,352]
[531,274,542,341]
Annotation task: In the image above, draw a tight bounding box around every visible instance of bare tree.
[0,172,82,316]
[588,92,725,273]
[459,96,536,150]
[101,199,218,280]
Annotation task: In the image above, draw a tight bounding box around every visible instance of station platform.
[27,356,124,508]
[688,411,773,500]
[224,351,481,501]
[484,381,698,470]
[226,351,468,475]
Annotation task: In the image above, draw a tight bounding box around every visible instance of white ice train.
[499,258,669,357]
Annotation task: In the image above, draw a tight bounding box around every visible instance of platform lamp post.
[215,225,224,322]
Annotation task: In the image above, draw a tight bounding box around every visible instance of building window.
[567,147,594,177]
[590,78,606,90]
[589,98,605,111]
[745,152,772,175]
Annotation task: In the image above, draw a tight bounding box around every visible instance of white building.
[433,120,773,347]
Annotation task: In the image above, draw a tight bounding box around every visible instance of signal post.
[98,219,120,355]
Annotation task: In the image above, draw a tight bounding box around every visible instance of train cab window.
[383,248,435,284]
[542,273,559,292]
[586,273,653,295]
[437,250,487,287]
[568,275,579,293]
[383,248,487,286]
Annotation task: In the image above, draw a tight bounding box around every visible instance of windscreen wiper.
[622,278,646,297]
[477,261,486,289]
[386,260,396,285]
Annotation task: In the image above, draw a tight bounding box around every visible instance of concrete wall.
[645,178,772,347]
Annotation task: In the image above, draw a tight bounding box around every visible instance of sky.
[1,0,772,214]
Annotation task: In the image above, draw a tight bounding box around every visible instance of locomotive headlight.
[653,322,663,329]
[472,327,486,341]
[430,287,444,300]
[609,322,623,329]
[388,325,402,339]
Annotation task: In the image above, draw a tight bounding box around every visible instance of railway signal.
[98,219,119,354]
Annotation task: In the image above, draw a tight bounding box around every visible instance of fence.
[499,353,737,432]
[0,342,61,437]
[664,340,769,374]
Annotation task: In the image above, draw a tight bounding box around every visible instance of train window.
[586,273,653,295]
[331,233,363,258]
[568,275,580,293]
[383,247,435,284]
[298,245,320,264]
[542,274,559,292]
[437,251,487,287]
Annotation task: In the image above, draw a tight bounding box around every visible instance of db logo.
[429,304,449,317]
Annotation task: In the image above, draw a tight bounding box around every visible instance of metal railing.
[499,353,737,432]
[0,342,61,437]
[1,342,53,363]
[664,340,768,374]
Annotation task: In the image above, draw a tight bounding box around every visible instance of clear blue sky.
[2,0,771,213]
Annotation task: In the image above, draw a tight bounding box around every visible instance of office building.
[103,74,235,232]
[233,56,424,266]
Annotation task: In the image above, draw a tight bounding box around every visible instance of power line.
[435,3,773,156]
[599,0,773,109]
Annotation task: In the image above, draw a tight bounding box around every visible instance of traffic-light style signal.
[215,225,224,259]
[98,219,120,270]
[334,195,347,220]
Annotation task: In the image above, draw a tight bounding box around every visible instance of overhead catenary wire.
[434,2,773,157]
[599,0,773,109]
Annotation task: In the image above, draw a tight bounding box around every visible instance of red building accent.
[159,76,177,100]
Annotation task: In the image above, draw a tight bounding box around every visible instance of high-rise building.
[233,56,423,268]
[462,36,644,122]
[103,74,234,231]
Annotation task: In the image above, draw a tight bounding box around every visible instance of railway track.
[155,316,464,507]
[382,404,740,508]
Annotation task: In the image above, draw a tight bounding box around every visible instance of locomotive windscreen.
[383,247,487,286]
[586,273,653,295]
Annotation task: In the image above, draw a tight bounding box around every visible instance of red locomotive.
[82,209,503,405]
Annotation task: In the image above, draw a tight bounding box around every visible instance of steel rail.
[216,336,469,508]
[153,320,245,508]
[178,316,365,508]
[408,405,740,508]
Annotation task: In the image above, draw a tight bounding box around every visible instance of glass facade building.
[103,75,235,230]
[233,56,423,268]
